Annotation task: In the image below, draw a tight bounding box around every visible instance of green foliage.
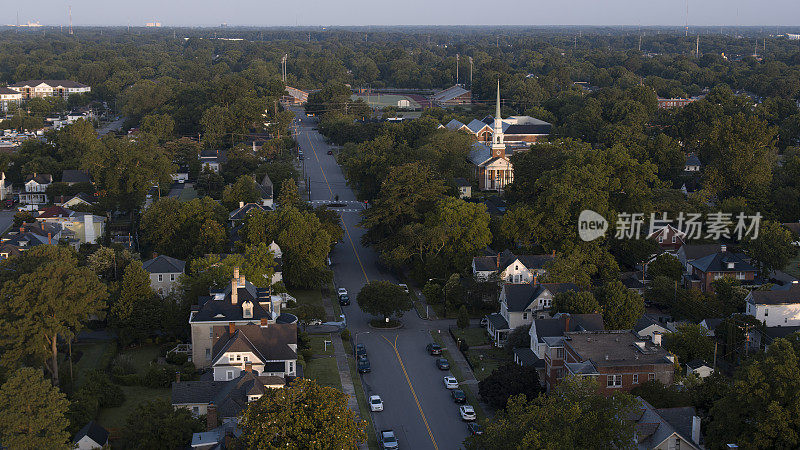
[422,281,443,305]
[340,328,351,341]
[0,367,71,450]
[140,196,228,259]
[457,305,470,329]
[237,378,366,449]
[277,177,301,209]
[630,381,690,409]
[110,260,160,344]
[647,254,684,282]
[119,398,204,450]
[356,280,412,321]
[744,220,798,276]
[551,290,600,315]
[595,280,644,330]
[505,325,531,351]
[663,323,716,366]
[140,113,175,144]
[221,175,262,210]
[478,362,543,409]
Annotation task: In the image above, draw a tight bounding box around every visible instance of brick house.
[685,245,757,293]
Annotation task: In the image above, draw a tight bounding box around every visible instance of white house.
[0,172,10,201]
[142,254,186,296]
[745,282,800,327]
[35,206,104,245]
[200,150,224,173]
[7,79,91,99]
[0,87,22,113]
[634,315,673,343]
[686,360,714,378]
[210,322,297,381]
[73,421,109,450]
[472,249,554,284]
[19,173,52,205]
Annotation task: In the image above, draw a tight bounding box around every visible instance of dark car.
[327,150,333,155]
[467,423,484,435]
[426,343,442,355]
[436,358,450,370]
[357,355,371,373]
[355,343,367,358]
[451,389,466,403]
[339,294,350,306]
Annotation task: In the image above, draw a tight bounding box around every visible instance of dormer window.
[242,300,254,319]
[727,262,735,269]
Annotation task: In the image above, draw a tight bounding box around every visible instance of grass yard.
[97,385,170,431]
[784,253,800,279]
[451,327,490,347]
[466,347,512,381]
[119,345,160,369]
[71,341,114,387]
[302,334,340,390]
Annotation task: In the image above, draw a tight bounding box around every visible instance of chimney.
[239,275,246,287]
[239,201,244,208]
[720,244,727,253]
[206,402,218,431]
[84,213,96,244]
[233,267,240,279]
[692,416,701,444]
[564,315,571,332]
[47,232,51,245]
[175,371,181,383]
[244,361,252,373]
[552,250,555,257]
[231,277,238,304]
[496,253,500,269]
[19,226,24,233]
[228,322,235,335]
[260,317,269,327]
[533,274,538,285]
[653,331,662,346]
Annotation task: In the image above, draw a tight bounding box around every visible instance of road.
[0,210,15,235]
[292,110,470,450]
[97,116,125,136]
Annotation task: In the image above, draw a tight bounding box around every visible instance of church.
[468,82,515,191]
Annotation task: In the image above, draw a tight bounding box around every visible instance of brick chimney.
[239,201,244,208]
[47,232,51,245]
[564,315,571,333]
[231,267,239,304]
[533,274,538,285]
[228,322,236,335]
[206,402,218,431]
[244,361,252,373]
[496,253,500,269]
[552,250,556,257]
[260,317,269,327]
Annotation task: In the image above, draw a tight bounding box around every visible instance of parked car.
[451,389,466,403]
[357,355,371,373]
[443,376,458,389]
[436,358,450,370]
[426,343,442,355]
[398,283,409,294]
[369,395,384,412]
[459,405,477,421]
[307,319,322,326]
[338,288,350,306]
[355,343,367,358]
[467,423,484,435]
[480,317,488,327]
[380,430,398,449]
[327,150,333,155]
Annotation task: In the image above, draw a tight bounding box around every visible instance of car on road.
[338,288,350,306]
[380,430,398,449]
[467,423,484,435]
[369,395,383,412]
[298,154,304,161]
[460,405,477,421]
[426,343,442,355]
[443,376,458,389]
[451,389,466,403]
[436,358,450,370]
[357,355,371,373]
[327,150,333,155]
[355,343,367,358]
[398,283,409,294]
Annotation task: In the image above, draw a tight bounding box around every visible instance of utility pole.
[685,0,689,36]
[455,54,459,86]
[638,34,642,52]
[468,56,473,89]
[69,5,73,35]
[696,35,699,57]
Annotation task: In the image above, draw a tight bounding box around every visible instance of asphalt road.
[0,209,16,235]
[292,110,470,450]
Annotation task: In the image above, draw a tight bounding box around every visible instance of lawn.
[286,288,330,320]
[784,253,800,279]
[71,341,114,387]
[466,347,512,381]
[120,345,160,369]
[302,334,340,390]
[451,327,490,347]
[97,385,170,431]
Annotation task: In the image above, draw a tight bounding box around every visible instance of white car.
[398,284,409,294]
[369,395,383,412]
[460,405,477,421]
[443,376,459,389]
[337,287,348,298]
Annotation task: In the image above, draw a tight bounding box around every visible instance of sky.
[9,0,800,27]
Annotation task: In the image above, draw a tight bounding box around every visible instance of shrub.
[83,370,126,408]
[166,352,189,365]
[111,354,137,376]
[143,365,173,388]
[340,329,351,341]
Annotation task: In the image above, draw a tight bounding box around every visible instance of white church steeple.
[491,79,505,158]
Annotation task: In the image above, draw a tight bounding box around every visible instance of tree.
[706,338,800,449]
[630,380,690,409]
[119,399,203,450]
[140,113,175,144]
[294,303,327,330]
[237,377,366,449]
[140,197,228,259]
[744,220,798,277]
[0,367,71,450]
[457,305,470,329]
[277,178,301,209]
[505,325,531,351]
[422,281,442,305]
[552,290,600,315]
[596,280,645,330]
[466,376,636,450]
[356,281,412,322]
[478,363,543,409]
[241,243,277,288]
[663,323,715,366]
[0,248,108,385]
[647,254,684,282]
[110,260,160,344]
[196,166,225,199]
[221,175,261,210]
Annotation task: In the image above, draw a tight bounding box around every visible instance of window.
[226,370,234,380]
[205,348,211,359]
[236,354,241,361]
[158,274,163,282]
[523,312,528,320]
[765,308,769,317]
[671,236,677,243]
[192,406,199,415]
[289,361,294,373]
[555,348,565,359]
[209,328,214,338]
[607,374,622,388]
[243,355,249,362]
[633,374,639,384]
[649,373,655,381]
[658,236,663,243]
[170,274,175,281]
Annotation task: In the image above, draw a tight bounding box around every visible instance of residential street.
[292,110,472,450]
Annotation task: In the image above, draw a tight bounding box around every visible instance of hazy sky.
[10,0,800,27]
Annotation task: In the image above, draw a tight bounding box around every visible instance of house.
[0,87,22,112]
[0,222,64,259]
[486,282,581,346]
[283,86,309,105]
[454,178,471,199]
[143,255,186,296]
[73,421,109,450]
[686,360,714,378]
[657,97,698,109]
[60,169,91,185]
[56,192,97,209]
[171,165,190,184]
[229,202,272,226]
[20,173,52,205]
[634,315,672,343]
[200,150,225,173]
[558,330,675,395]
[685,245,758,293]
[189,267,297,366]
[445,119,469,132]
[745,282,800,327]
[268,241,283,285]
[7,79,91,99]
[630,398,702,450]
[676,244,724,273]
[191,421,241,450]
[0,172,10,200]
[684,154,702,172]
[35,206,104,245]
[430,85,471,106]
[172,369,287,420]
[646,224,685,253]
[514,313,605,387]
[469,83,514,191]
[472,249,554,284]
[210,322,298,381]
[257,173,274,207]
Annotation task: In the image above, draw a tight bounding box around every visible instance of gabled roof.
[468,142,491,166]
[9,79,89,88]
[634,315,670,333]
[36,205,74,219]
[533,313,605,343]
[686,359,711,370]
[680,244,723,261]
[445,119,467,131]
[689,250,756,274]
[73,421,109,445]
[486,312,509,331]
[259,173,273,199]
[229,203,272,221]
[61,169,91,184]
[142,254,186,274]
[454,177,471,188]
[466,119,492,134]
[432,85,469,103]
[171,372,287,418]
[211,324,297,365]
[632,399,701,450]
[503,282,580,312]
[748,283,800,305]
[685,154,702,167]
[0,87,20,95]
[24,173,52,185]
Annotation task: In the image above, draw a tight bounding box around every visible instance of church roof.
[466,119,491,134]
[469,142,492,166]
[445,119,467,131]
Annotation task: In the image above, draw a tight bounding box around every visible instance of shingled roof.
[142,255,186,274]
[211,323,297,365]
[748,283,800,305]
[172,371,286,418]
[503,283,580,312]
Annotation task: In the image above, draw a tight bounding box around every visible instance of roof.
[513,347,545,368]
[466,119,492,134]
[748,283,800,305]
[533,314,605,343]
[473,250,554,273]
[24,173,53,185]
[764,325,800,341]
[142,255,186,274]
[61,169,91,184]
[503,282,580,312]
[8,79,89,88]
[211,324,297,365]
[468,142,492,166]
[229,203,272,221]
[701,318,723,332]
[454,177,471,188]
[685,154,702,167]
[445,119,467,131]
[689,250,756,274]
[565,331,674,368]
[73,421,109,445]
[36,205,74,219]
[486,313,509,331]
[632,398,700,450]
[681,244,724,261]
[0,87,20,95]
[504,123,552,135]
[686,359,711,370]
[259,173,273,199]
[432,85,470,103]
[192,280,275,323]
[634,315,670,333]
[172,371,286,418]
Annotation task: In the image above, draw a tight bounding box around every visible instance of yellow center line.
[382,335,439,450]
[302,126,370,284]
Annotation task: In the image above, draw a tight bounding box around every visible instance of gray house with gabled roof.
[631,398,702,449]
[142,254,185,296]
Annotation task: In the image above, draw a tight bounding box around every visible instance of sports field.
[351,94,420,109]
